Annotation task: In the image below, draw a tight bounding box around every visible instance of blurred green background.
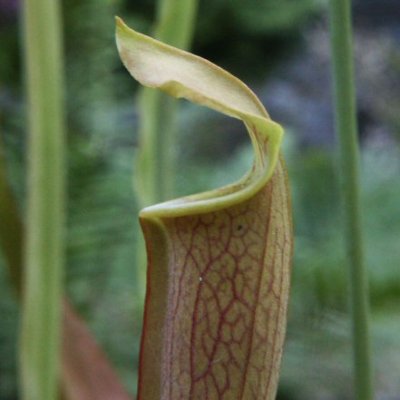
[1,0,399,398]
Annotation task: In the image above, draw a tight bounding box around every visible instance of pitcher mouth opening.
[140,120,283,219]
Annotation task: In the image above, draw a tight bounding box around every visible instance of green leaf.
[0,135,132,400]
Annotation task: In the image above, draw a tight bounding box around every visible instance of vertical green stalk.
[21,1,66,399]
[135,0,199,206]
[134,0,198,296]
[328,1,374,399]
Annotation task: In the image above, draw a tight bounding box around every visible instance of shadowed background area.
[0,0,399,399]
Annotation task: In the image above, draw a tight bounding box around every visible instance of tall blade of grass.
[135,0,199,206]
[134,0,198,297]
[21,1,66,399]
[328,1,374,399]
[1,138,132,400]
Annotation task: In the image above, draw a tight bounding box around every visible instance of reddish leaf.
[116,18,293,400]
[61,300,132,400]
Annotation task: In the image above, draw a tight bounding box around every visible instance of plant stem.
[328,1,374,399]
[21,1,66,399]
[134,0,198,296]
[135,0,199,206]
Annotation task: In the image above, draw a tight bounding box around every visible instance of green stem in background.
[134,0,198,297]
[21,1,66,399]
[1,131,132,400]
[328,1,374,399]
[135,0,199,205]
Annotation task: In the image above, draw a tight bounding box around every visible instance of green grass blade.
[133,0,199,298]
[20,1,66,399]
[135,0,199,206]
[328,1,374,399]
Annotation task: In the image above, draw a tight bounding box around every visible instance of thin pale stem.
[328,1,374,399]
[135,0,199,205]
[21,1,66,399]
[134,0,198,297]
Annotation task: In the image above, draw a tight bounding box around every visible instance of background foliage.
[0,0,399,398]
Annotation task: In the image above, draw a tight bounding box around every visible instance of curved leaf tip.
[115,17,284,217]
[115,17,293,400]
